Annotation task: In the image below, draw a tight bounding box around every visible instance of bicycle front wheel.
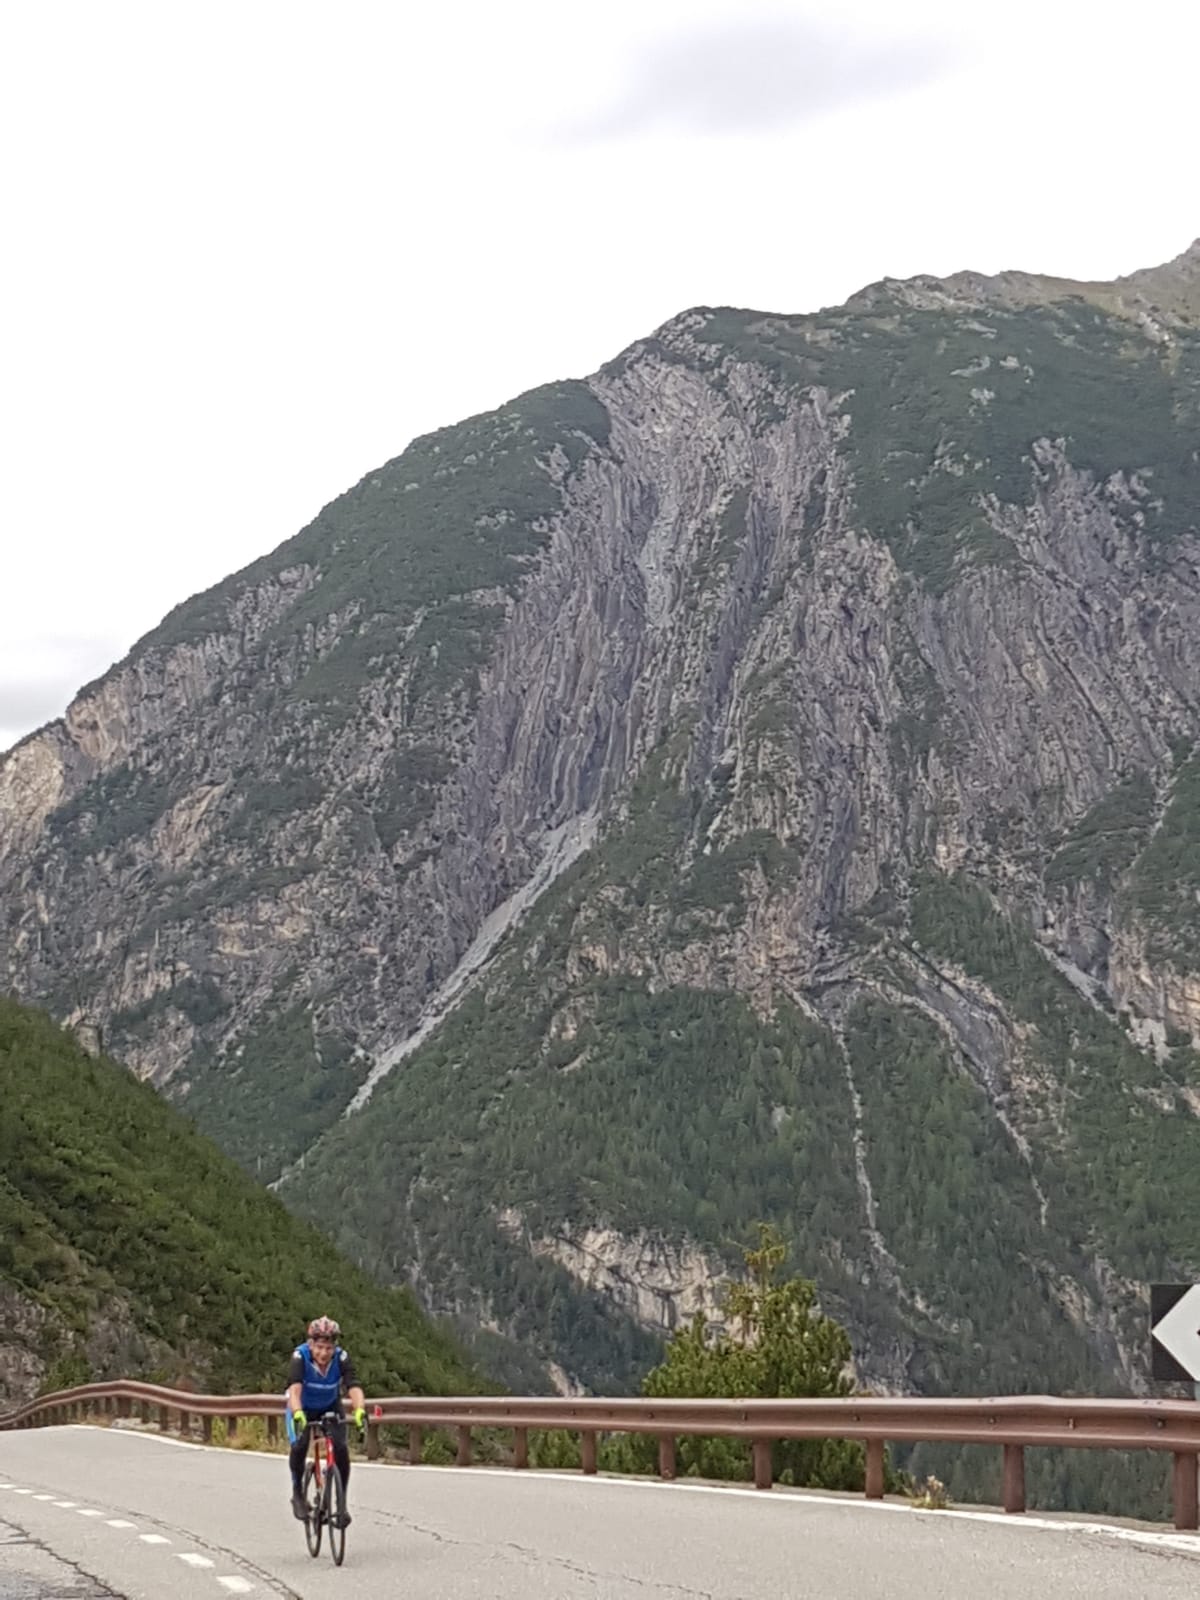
[327,1465,347,1567]
[301,1464,322,1558]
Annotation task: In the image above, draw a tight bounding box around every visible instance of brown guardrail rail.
[3,1383,1198,1531]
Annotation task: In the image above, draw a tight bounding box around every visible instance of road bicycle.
[299,1412,361,1565]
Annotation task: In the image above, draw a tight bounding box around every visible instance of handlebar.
[306,1411,367,1437]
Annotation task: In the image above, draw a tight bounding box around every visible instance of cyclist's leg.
[330,1414,352,1524]
[289,1422,311,1511]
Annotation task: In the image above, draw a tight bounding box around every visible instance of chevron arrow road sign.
[1151,1284,1200,1382]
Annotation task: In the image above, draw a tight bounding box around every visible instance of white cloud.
[555,15,958,140]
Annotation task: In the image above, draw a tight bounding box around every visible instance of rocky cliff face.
[3,244,1200,1425]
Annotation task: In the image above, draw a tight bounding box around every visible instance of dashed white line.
[139,1533,171,1545]
[0,1484,16,1490]
[217,1580,254,1595]
[75,1508,104,1517]
[53,1501,77,1508]
[106,1519,138,1529]
[32,1493,55,1501]
[12,1488,34,1495]
[177,1553,215,1568]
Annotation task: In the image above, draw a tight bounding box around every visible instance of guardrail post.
[178,1410,190,1438]
[581,1431,598,1475]
[409,1426,422,1465]
[139,1401,151,1425]
[512,1427,528,1468]
[1003,1444,1026,1514]
[157,1405,169,1433]
[456,1427,472,1467]
[267,1414,278,1445]
[658,1435,676,1481]
[1173,1451,1199,1532]
[117,1397,132,1420]
[226,1415,238,1443]
[865,1439,885,1500]
[366,1423,380,1461]
[752,1438,773,1490]
[202,1415,213,1444]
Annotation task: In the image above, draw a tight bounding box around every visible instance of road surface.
[2,1426,1199,1598]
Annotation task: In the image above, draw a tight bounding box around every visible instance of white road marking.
[107,1519,138,1529]
[32,1493,55,1500]
[217,1579,254,1594]
[0,1485,16,1490]
[75,1508,104,1517]
[139,1532,171,1544]
[177,1552,215,1568]
[12,1488,34,1495]
[53,1501,77,1508]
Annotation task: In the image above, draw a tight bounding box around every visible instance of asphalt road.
[2,1426,1199,1599]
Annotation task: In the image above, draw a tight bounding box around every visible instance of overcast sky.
[2,0,1195,752]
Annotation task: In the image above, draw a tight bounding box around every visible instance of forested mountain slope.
[2,244,1200,1509]
[0,999,475,1407]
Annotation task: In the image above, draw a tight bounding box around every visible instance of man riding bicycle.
[287,1316,366,1525]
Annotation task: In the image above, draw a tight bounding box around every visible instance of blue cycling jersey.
[293,1342,346,1415]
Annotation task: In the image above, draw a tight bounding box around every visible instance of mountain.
[2,242,1199,1492]
[0,998,475,1408]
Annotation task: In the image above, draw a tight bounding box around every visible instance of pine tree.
[611,1225,869,1488]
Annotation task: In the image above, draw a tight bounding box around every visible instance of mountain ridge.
[2,239,1200,1515]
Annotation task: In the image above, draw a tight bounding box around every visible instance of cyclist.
[287,1315,366,1525]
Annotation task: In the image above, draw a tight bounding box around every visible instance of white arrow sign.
[1154,1285,1200,1381]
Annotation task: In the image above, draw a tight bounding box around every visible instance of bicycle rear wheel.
[301,1463,322,1558]
[327,1465,347,1566]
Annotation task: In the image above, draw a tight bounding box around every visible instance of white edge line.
[36,1426,1200,1561]
[44,1423,204,1451]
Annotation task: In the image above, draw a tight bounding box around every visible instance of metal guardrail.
[3,1382,1198,1531]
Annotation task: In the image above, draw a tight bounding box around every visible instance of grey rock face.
[2,246,1200,1408]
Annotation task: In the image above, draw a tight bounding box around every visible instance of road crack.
[0,1515,122,1598]
[367,1508,744,1598]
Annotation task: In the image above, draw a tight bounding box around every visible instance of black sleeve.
[339,1352,359,1391]
[288,1353,304,1386]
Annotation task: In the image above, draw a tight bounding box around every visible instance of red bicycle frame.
[310,1420,336,1493]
